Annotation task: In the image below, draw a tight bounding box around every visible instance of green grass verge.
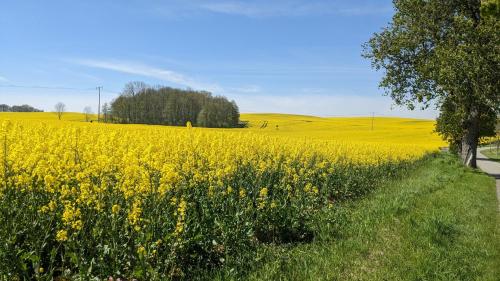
[482,149,500,162]
[211,153,500,281]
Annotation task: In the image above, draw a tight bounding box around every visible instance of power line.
[0,83,120,95]
[0,84,87,91]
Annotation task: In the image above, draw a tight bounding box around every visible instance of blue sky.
[0,0,437,118]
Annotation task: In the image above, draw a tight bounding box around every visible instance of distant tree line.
[0,104,43,112]
[108,82,241,128]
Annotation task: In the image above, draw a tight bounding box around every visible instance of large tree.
[435,98,497,153]
[363,0,499,167]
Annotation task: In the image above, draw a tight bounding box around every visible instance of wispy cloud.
[337,6,393,16]
[70,58,222,93]
[199,2,271,17]
[196,1,391,18]
[228,85,261,93]
[231,93,438,118]
[0,75,9,83]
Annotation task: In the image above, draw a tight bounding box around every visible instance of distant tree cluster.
[0,104,43,112]
[109,82,241,128]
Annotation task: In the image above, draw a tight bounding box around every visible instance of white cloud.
[1,86,438,119]
[199,2,266,17]
[227,85,261,94]
[338,7,393,16]
[0,75,9,82]
[70,58,223,93]
[229,93,438,119]
[62,58,435,119]
[197,1,392,17]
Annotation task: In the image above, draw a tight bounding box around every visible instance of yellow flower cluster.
[175,198,187,235]
[56,229,68,242]
[0,113,443,277]
[0,116,438,224]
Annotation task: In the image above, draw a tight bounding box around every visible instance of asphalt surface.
[477,148,500,211]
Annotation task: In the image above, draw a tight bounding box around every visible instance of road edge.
[477,148,500,212]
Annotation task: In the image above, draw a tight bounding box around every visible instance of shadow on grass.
[480,149,500,163]
[478,157,500,163]
[486,173,500,179]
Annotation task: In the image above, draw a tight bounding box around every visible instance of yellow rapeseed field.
[241,113,444,147]
[0,112,444,279]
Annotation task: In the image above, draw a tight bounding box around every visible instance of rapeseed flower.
[56,230,68,242]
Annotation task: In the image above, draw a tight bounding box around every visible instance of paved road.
[477,148,500,211]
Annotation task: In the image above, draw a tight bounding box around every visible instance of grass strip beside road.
[213,153,500,280]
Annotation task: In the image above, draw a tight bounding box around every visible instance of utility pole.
[371,112,375,131]
[97,86,103,122]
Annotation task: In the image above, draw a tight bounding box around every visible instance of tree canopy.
[0,104,43,112]
[109,82,241,128]
[363,0,499,167]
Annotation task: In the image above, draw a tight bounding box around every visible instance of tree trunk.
[461,109,480,168]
